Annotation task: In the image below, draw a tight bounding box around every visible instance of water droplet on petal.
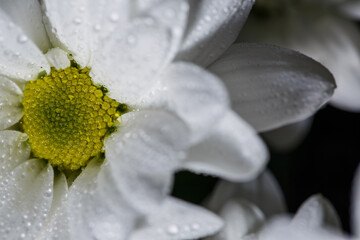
[167,224,179,235]
[17,34,28,44]
[110,13,119,22]
[73,17,83,25]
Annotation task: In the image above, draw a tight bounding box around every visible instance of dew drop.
[17,34,28,44]
[93,24,102,32]
[167,224,179,235]
[73,17,83,25]
[191,223,200,230]
[109,13,119,22]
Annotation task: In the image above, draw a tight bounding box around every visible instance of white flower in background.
[0,0,336,239]
[239,0,360,112]
[205,171,352,240]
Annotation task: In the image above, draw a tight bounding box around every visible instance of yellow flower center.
[22,65,127,171]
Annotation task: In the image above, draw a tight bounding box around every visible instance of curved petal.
[260,218,351,240]
[36,173,70,240]
[104,110,189,214]
[0,76,23,129]
[130,197,223,240]
[262,118,313,152]
[207,170,286,218]
[176,0,254,67]
[0,159,54,239]
[44,47,70,70]
[144,0,189,64]
[91,18,172,104]
[292,194,341,231]
[183,110,268,181]
[0,9,49,80]
[209,43,336,132]
[0,130,30,179]
[240,8,360,112]
[206,199,265,240]
[41,0,91,67]
[142,62,229,145]
[87,0,130,48]
[67,158,137,240]
[0,0,51,52]
[135,0,164,13]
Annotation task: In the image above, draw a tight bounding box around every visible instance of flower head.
[0,0,337,239]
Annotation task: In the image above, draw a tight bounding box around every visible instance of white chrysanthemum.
[240,0,360,112]
[0,0,336,239]
[206,172,352,240]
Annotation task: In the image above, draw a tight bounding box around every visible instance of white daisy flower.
[206,171,351,240]
[0,0,336,239]
[239,0,360,112]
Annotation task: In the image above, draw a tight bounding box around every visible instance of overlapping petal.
[142,62,229,145]
[209,43,335,131]
[183,111,268,181]
[176,0,255,67]
[0,77,23,129]
[90,18,172,104]
[207,171,286,217]
[0,131,30,178]
[66,159,138,240]
[130,197,223,240]
[37,173,70,240]
[206,199,264,240]
[0,0,51,52]
[0,9,49,80]
[0,159,53,239]
[291,194,341,231]
[104,110,189,214]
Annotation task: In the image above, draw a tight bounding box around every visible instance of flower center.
[22,65,127,171]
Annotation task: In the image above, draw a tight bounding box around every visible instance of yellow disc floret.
[22,66,127,171]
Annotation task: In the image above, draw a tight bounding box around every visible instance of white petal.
[135,0,164,13]
[142,62,229,145]
[36,173,70,240]
[130,197,223,240]
[0,159,54,239]
[41,0,91,67]
[0,76,23,129]
[260,218,351,240]
[262,118,313,152]
[292,194,341,231]
[207,171,286,218]
[87,0,130,48]
[175,0,254,67]
[91,18,172,104]
[0,0,51,52]
[240,9,360,112]
[44,47,70,70]
[145,0,189,64]
[0,10,49,80]
[351,164,360,237]
[206,199,265,240]
[0,130,30,179]
[104,110,189,214]
[67,158,137,240]
[183,110,268,181]
[209,43,336,132]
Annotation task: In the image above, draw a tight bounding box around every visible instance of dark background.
[172,105,360,234]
